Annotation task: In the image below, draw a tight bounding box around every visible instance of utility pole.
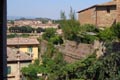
[16,32,20,80]
[16,50,20,80]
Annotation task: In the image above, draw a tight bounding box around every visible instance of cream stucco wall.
[7,62,31,80]
[7,45,39,60]
[19,45,38,60]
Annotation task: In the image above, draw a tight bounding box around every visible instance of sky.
[7,0,111,19]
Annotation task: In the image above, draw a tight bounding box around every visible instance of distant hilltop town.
[7,19,59,29]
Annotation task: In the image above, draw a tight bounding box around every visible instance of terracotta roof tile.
[7,47,32,62]
[7,37,39,45]
[98,1,116,6]
[78,1,116,13]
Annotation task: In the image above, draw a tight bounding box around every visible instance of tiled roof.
[78,1,116,13]
[7,37,39,45]
[7,47,32,62]
[98,1,116,6]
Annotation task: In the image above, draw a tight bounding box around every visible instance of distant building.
[78,0,120,27]
[7,38,39,61]
[7,20,59,29]
[7,47,32,80]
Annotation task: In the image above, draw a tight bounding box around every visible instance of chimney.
[116,0,120,22]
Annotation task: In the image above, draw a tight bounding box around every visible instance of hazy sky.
[7,0,111,19]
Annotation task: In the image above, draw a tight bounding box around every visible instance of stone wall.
[57,40,94,63]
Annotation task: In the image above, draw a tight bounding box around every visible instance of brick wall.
[78,7,96,25]
[117,0,120,22]
[96,6,116,27]
[78,5,117,27]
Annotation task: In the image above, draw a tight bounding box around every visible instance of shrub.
[20,33,30,38]
[42,28,56,41]
[98,28,116,41]
[7,33,17,38]
[50,36,63,45]
[80,24,99,33]
[81,34,98,44]
[111,23,120,39]
[36,27,45,33]
[60,20,80,40]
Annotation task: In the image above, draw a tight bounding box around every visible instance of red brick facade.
[78,0,119,27]
[78,7,96,26]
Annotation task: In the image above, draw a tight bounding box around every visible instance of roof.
[98,1,116,6]
[7,37,39,46]
[7,47,32,62]
[78,1,116,13]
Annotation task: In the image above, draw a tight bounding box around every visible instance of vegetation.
[7,33,18,38]
[98,28,116,42]
[21,7,120,80]
[9,26,44,33]
[7,33,30,38]
[42,28,63,45]
[22,47,120,80]
[111,23,120,39]
[60,11,66,20]
[60,20,80,41]
[80,24,99,33]
[36,27,45,33]
[9,26,35,33]
[21,43,66,80]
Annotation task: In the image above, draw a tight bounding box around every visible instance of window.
[7,66,11,74]
[107,7,110,13]
[15,45,20,49]
[28,46,33,53]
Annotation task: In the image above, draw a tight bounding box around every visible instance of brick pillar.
[117,0,120,22]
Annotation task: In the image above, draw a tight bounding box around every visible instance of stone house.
[78,0,120,27]
[7,38,39,61]
[7,47,32,80]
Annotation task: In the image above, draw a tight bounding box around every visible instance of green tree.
[69,7,76,20]
[60,20,80,41]
[60,11,66,20]
[22,43,66,80]
[42,28,56,41]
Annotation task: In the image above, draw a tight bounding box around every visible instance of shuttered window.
[7,66,11,74]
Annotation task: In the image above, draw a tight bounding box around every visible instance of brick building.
[78,0,120,27]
